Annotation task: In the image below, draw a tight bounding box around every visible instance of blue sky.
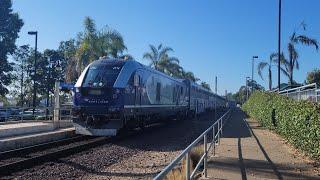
[12,0,320,94]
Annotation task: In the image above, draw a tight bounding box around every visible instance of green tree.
[306,69,320,85]
[143,44,173,70]
[282,23,318,85]
[157,54,181,76]
[12,45,31,106]
[58,39,78,82]
[181,71,199,82]
[0,0,24,96]
[75,17,127,73]
[200,81,211,91]
[257,53,288,90]
[233,86,247,104]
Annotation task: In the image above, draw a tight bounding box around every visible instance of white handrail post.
[203,134,208,178]
[217,121,220,145]
[213,125,216,156]
[221,116,223,136]
[53,81,60,129]
[185,152,190,180]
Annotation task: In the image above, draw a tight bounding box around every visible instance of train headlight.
[75,87,80,93]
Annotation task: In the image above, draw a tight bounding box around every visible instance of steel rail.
[0,136,108,176]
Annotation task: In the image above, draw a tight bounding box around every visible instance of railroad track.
[0,135,108,176]
[0,124,163,177]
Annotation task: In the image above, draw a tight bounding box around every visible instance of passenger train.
[72,58,226,136]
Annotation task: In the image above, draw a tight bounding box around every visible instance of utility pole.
[215,76,217,120]
[278,0,282,92]
[251,56,258,92]
[246,77,249,101]
[215,76,217,94]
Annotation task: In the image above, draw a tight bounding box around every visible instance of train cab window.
[156,82,161,101]
[83,64,123,87]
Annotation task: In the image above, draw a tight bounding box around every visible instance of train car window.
[156,82,161,102]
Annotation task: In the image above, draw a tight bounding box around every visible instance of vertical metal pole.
[213,125,216,156]
[246,78,248,101]
[185,152,190,180]
[32,32,38,115]
[251,57,254,92]
[278,0,282,92]
[315,84,318,102]
[53,81,60,129]
[217,121,220,145]
[215,76,217,120]
[204,134,208,177]
[221,116,223,137]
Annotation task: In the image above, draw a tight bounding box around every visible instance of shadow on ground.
[209,108,319,180]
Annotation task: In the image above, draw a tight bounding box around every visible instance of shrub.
[242,91,320,160]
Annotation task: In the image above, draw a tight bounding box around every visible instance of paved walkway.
[206,109,319,180]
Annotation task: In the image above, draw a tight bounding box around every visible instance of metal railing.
[279,83,320,102]
[0,106,54,123]
[154,108,232,180]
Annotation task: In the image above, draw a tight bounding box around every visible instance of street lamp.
[246,76,250,101]
[251,56,259,92]
[28,31,38,115]
[277,0,282,92]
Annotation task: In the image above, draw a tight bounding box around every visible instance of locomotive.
[72,58,226,136]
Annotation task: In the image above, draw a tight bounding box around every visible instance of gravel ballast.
[2,110,225,180]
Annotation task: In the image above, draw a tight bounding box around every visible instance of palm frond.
[143,52,153,60]
[159,47,173,60]
[295,35,319,50]
[149,45,158,60]
[167,56,179,64]
[280,67,290,78]
[257,62,268,80]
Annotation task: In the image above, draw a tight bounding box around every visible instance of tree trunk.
[268,66,272,90]
[289,60,293,85]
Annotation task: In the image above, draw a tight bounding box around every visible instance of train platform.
[205,109,319,179]
[0,121,75,152]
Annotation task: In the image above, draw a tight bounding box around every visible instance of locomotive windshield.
[82,64,123,87]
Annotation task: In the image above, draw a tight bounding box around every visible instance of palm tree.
[181,71,199,82]
[75,17,127,72]
[157,54,181,76]
[257,54,275,90]
[283,23,318,85]
[143,44,173,70]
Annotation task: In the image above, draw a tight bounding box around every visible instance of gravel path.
[2,110,225,180]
